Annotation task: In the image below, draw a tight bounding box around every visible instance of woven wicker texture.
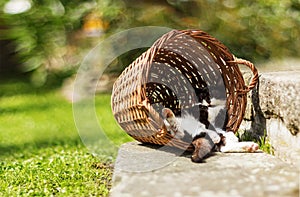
[111,29,258,151]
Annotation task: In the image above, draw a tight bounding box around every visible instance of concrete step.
[110,142,299,197]
[241,69,300,167]
[110,64,300,197]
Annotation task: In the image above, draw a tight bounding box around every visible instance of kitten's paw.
[162,108,184,139]
[171,129,185,139]
[162,108,175,119]
[241,142,259,152]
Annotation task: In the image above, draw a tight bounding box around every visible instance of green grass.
[0,76,277,196]
[0,77,131,196]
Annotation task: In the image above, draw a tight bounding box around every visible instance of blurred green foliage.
[0,0,299,80]
[1,0,84,71]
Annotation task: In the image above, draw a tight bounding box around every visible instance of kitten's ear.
[162,108,175,119]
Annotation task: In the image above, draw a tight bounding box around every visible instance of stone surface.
[259,71,300,135]
[111,142,299,197]
[267,118,300,167]
[241,70,300,167]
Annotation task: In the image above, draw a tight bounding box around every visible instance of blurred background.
[0,0,299,87]
[0,1,299,195]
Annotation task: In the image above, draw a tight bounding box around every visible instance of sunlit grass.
[0,78,131,196]
[0,145,113,196]
[0,92,77,148]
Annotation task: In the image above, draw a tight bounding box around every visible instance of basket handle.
[228,57,259,93]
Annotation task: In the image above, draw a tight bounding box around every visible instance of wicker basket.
[111,29,258,151]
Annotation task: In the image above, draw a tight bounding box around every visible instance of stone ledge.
[267,118,300,167]
[259,71,300,135]
[110,142,299,197]
[241,70,300,167]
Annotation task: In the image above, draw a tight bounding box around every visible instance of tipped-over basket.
[111,29,258,151]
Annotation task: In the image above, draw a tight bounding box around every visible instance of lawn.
[0,76,132,196]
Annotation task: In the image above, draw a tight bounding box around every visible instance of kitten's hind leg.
[162,108,185,139]
[220,131,259,153]
[220,141,259,152]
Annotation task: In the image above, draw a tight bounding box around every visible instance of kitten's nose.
[191,154,203,163]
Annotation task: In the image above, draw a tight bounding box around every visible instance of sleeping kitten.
[162,98,259,163]
[162,100,225,162]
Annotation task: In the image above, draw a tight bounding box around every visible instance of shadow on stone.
[251,78,267,138]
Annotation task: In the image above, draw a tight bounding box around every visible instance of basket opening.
[144,46,228,132]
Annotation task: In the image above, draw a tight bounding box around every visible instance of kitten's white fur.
[172,113,221,144]
[221,132,259,152]
[196,98,226,126]
[164,98,259,153]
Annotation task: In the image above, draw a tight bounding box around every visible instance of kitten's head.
[191,133,215,163]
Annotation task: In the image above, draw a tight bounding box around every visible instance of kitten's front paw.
[162,108,175,119]
[162,108,184,139]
